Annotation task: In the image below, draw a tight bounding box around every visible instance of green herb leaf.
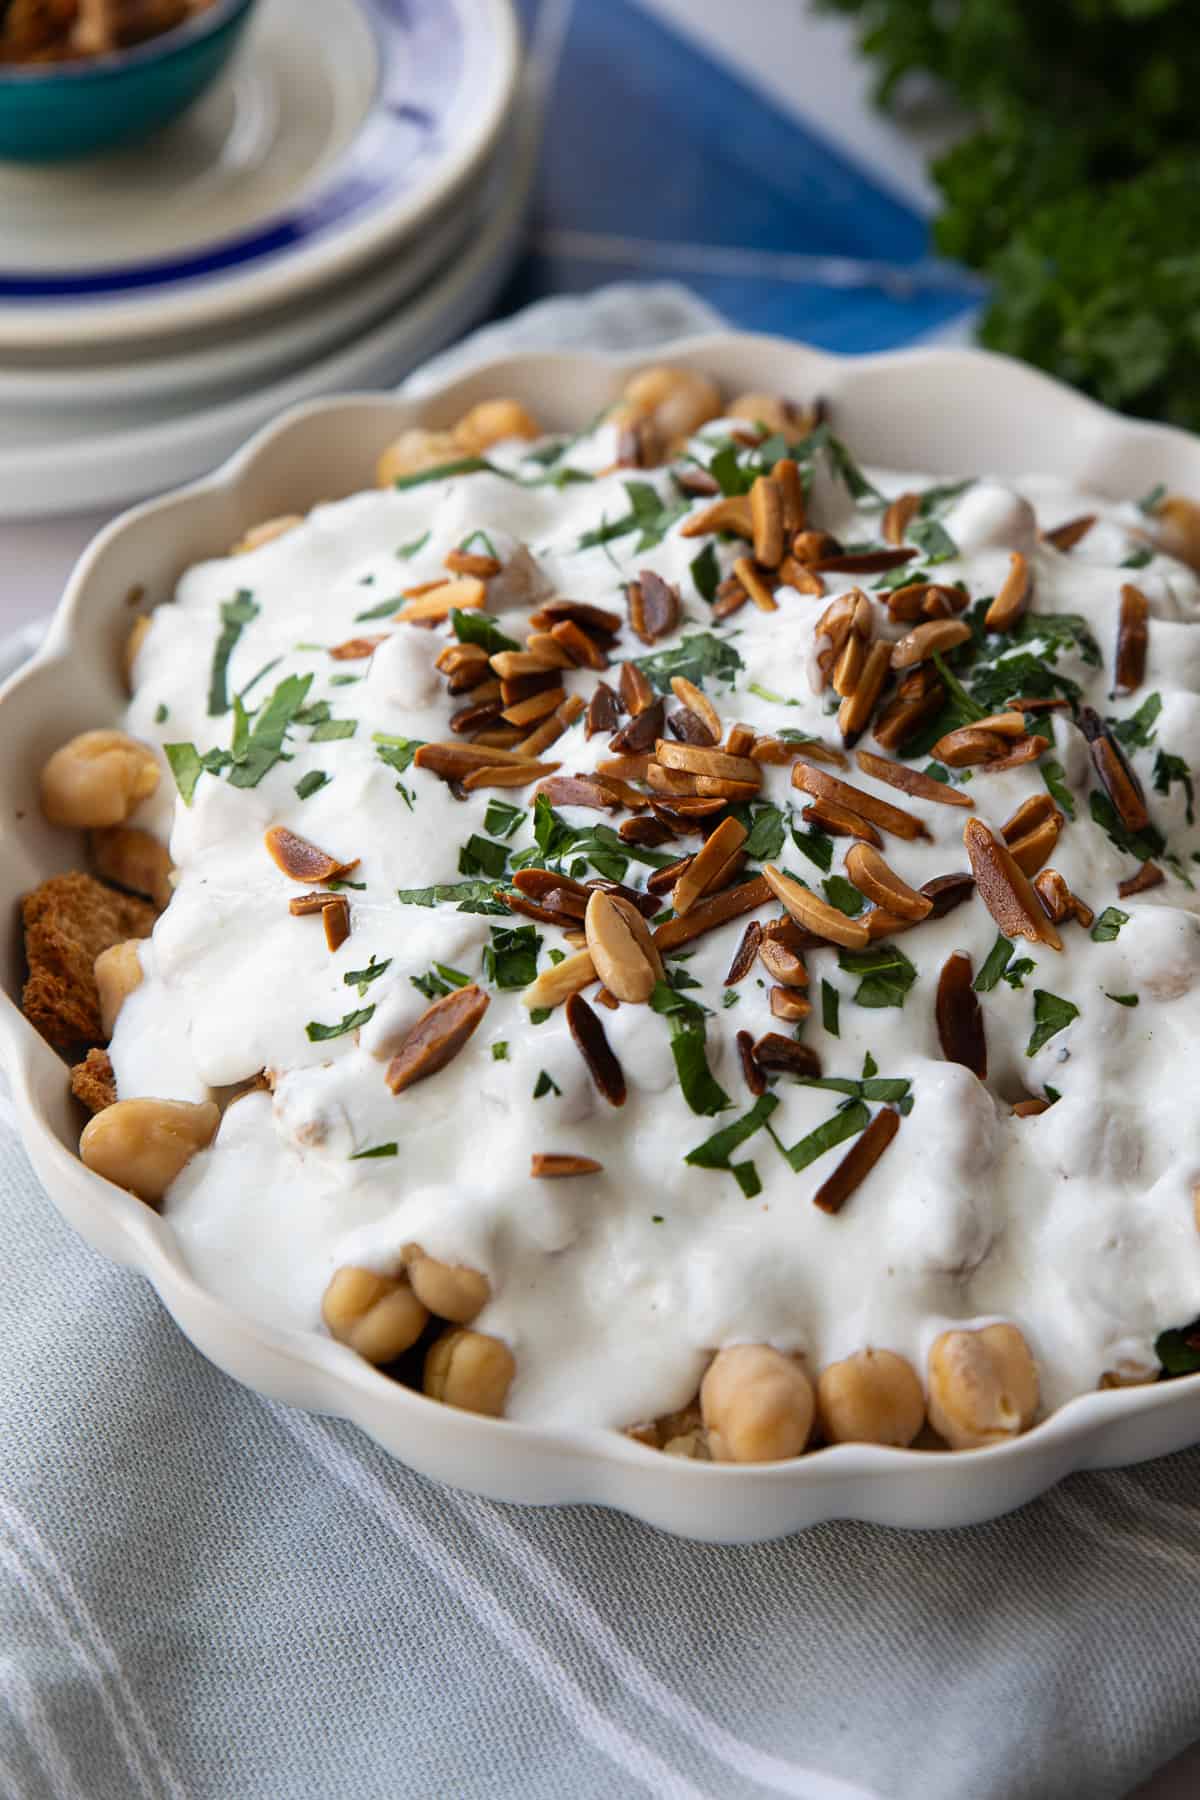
[1153,749,1195,823]
[821,978,840,1036]
[836,943,918,1008]
[1106,991,1139,1006]
[395,880,509,915]
[310,718,357,743]
[789,824,835,873]
[731,802,786,862]
[154,702,168,724]
[458,834,511,879]
[483,924,541,990]
[227,673,314,789]
[533,1070,561,1099]
[344,956,392,997]
[305,1005,375,1042]
[483,798,524,840]
[690,541,721,604]
[1111,691,1163,750]
[1040,757,1076,820]
[1090,905,1130,942]
[907,517,958,563]
[1026,989,1080,1057]
[491,1041,509,1061]
[396,528,432,559]
[393,456,493,490]
[1089,789,1166,863]
[1138,483,1167,518]
[732,1160,762,1198]
[776,1099,870,1174]
[373,733,425,776]
[164,742,204,806]
[685,1093,779,1168]
[822,875,866,917]
[295,770,330,801]
[635,632,744,694]
[411,962,472,1000]
[350,1143,398,1160]
[1121,546,1154,570]
[450,608,519,655]
[973,934,1013,992]
[1001,956,1036,991]
[207,590,259,717]
[355,594,403,622]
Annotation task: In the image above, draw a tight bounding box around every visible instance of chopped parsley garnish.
[634,632,744,694]
[483,798,524,840]
[918,477,975,515]
[651,979,729,1116]
[392,456,493,490]
[310,718,357,743]
[906,517,958,564]
[350,1143,398,1160]
[207,589,259,717]
[529,1007,551,1025]
[1106,992,1139,1007]
[355,594,403,622]
[576,479,690,553]
[411,962,471,1000]
[450,608,519,655]
[974,935,1014,992]
[690,541,721,604]
[458,834,511,879]
[1040,757,1076,820]
[396,528,432,560]
[1153,750,1195,824]
[1089,790,1165,864]
[373,733,424,772]
[514,794,674,884]
[1001,956,1036,991]
[395,880,509,915]
[533,1070,561,1099]
[730,801,786,862]
[1110,691,1162,750]
[789,823,835,873]
[230,673,314,789]
[1138,482,1167,518]
[458,528,498,558]
[773,1100,870,1174]
[685,1093,779,1169]
[821,979,840,1036]
[795,1070,913,1110]
[154,702,168,723]
[822,875,866,918]
[491,1042,509,1063]
[1090,906,1129,943]
[305,1005,375,1042]
[164,743,204,806]
[722,989,740,1008]
[483,925,541,990]
[295,770,330,801]
[1026,990,1079,1057]
[344,956,392,997]
[836,943,917,1008]
[1120,546,1154,570]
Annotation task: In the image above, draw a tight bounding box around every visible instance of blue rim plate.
[0,0,518,348]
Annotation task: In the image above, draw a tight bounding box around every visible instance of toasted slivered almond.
[872,682,945,752]
[616,660,653,716]
[921,585,967,618]
[854,748,973,809]
[750,475,785,567]
[981,734,1051,773]
[668,705,719,748]
[329,635,387,660]
[598,753,651,783]
[645,763,702,798]
[501,686,566,728]
[550,619,608,670]
[773,458,806,533]
[963,819,1062,950]
[655,740,761,783]
[1042,513,1096,552]
[444,549,502,579]
[845,843,933,920]
[792,760,928,840]
[651,798,726,830]
[936,952,986,1079]
[669,675,721,743]
[886,580,932,623]
[1118,861,1164,897]
[514,694,584,759]
[832,632,866,699]
[436,642,488,676]
[837,640,892,746]
[984,552,1030,632]
[610,699,664,757]
[490,649,559,680]
[400,579,446,600]
[680,495,754,539]
[890,617,972,668]
[1078,707,1150,831]
[522,948,597,1010]
[777,558,825,595]
[395,576,487,623]
[813,1107,900,1215]
[654,874,772,952]
[586,682,622,739]
[801,796,881,845]
[736,1028,766,1096]
[447,662,495,696]
[566,991,626,1106]
[531,1153,603,1178]
[758,935,808,987]
[770,986,811,1022]
[975,711,1029,739]
[531,598,622,637]
[713,578,751,618]
[534,775,622,812]
[525,631,576,669]
[671,816,748,917]
[761,863,871,949]
[882,491,921,546]
[725,722,757,757]
[1033,868,1093,927]
[322,896,351,952]
[647,853,692,896]
[461,760,562,790]
[620,815,673,848]
[265,826,359,884]
[416,738,528,769]
[289,891,342,916]
[931,726,1009,767]
[450,697,503,736]
[1001,794,1058,844]
[732,557,778,612]
[385,984,490,1094]
[689,774,761,801]
[811,547,917,575]
[724,920,763,984]
[1115,583,1149,695]
[584,890,662,1003]
[629,570,681,644]
[513,868,588,905]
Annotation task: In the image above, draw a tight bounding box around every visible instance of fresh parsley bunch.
[817,0,1200,427]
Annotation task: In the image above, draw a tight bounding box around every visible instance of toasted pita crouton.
[89,826,172,911]
[71,1047,117,1114]
[22,872,155,1053]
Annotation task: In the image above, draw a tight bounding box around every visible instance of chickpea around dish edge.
[614,365,723,452]
[927,1324,1039,1451]
[94,940,143,1040]
[375,397,540,488]
[322,1266,429,1365]
[40,729,160,830]
[424,1327,515,1417]
[816,1348,926,1448]
[700,1344,815,1464]
[403,1244,490,1324]
[80,1098,219,1207]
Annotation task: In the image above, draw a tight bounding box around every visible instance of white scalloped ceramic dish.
[5,333,1200,1543]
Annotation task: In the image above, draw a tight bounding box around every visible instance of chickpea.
[927,1324,1039,1451]
[123,614,150,689]
[94,940,143,1039]
[617,366,722,448]
[404,1244,490,1324]
[90,825,173,911]
[423,1327,515,1416]
[700,1344,815,1464]
[79,1097,218,1206]
[1154,496,1200,572]
[816,1349,925,1447]
[230,514,303,555]
[376,427,460,487]
[40,729,160,830]
[729,392,806,436]
[453,398,540,455]
[322,1266,429,1365]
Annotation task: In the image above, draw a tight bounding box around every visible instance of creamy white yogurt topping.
[112,415,1200,1430]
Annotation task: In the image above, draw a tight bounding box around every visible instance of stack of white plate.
[0,0,527,520]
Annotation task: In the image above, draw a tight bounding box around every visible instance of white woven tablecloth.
[4,285,1200,1800]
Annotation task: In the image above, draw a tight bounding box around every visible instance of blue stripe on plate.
[0,0,461,300]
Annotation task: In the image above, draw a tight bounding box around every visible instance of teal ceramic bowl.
[0,0,257,163]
